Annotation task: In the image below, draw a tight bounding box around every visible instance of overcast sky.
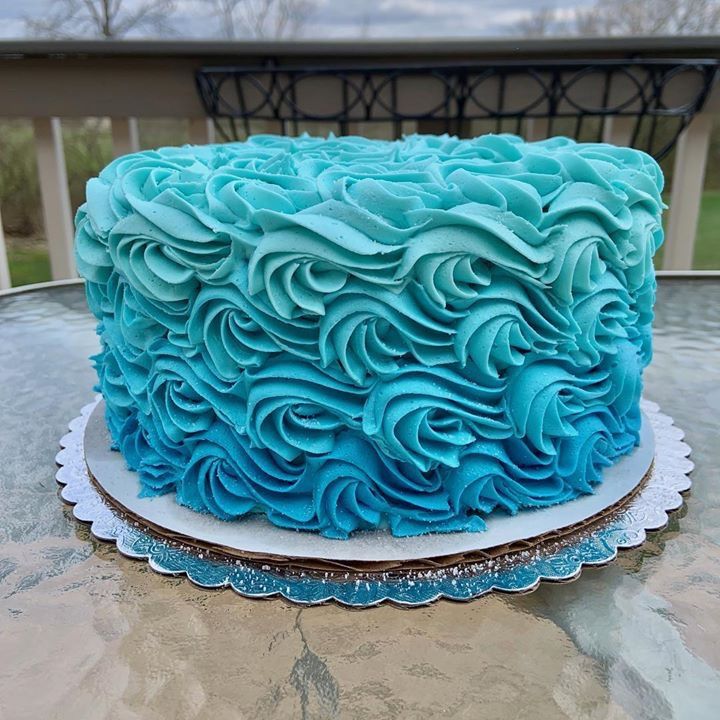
[0,0,596,40]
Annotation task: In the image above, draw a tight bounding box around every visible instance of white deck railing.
[0,37,717,288]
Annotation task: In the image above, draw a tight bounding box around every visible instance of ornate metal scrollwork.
[196,59,718,159]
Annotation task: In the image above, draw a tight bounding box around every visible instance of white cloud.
[378,0,457,18]
[0,19,26,39]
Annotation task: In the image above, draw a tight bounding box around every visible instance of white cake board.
[84,400,654,563]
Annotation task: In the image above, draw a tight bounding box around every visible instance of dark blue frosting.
[77,133,663,538]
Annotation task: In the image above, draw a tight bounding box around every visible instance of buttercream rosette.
[77,132,663,538]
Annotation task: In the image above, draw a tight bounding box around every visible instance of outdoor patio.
[1,34,719,720]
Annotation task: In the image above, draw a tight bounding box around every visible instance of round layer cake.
[75,133,663,539]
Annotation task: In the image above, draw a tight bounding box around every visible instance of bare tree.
[517,0,720,37]
[514,7,559,38]
[206,0,314,40]
[26,0,176,39]
[359,9,372,39]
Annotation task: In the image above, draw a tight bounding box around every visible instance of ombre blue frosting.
[76,132,664,538]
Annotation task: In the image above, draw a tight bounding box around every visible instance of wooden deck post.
[188,117,216,145]
[33,117,76,281]
[111,117,140,157]
[602,116,635,146]
[525,118,550,141]
[664,113,714,271]
[0,206,10,290]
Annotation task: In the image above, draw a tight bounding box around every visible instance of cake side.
[76,133,664,538]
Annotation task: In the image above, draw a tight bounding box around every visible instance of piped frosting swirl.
[77,132,663,538]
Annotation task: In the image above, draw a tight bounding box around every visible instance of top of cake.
[76,133,664,538]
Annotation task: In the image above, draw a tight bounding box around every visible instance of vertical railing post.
[602,116,635,146]
[188,117,216,145]
[33,117,76,280]
[525,118,550,141]
[0,206,11,290]
[111,117,141,157]
[663,113,714,271]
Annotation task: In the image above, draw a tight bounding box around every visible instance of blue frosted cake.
[75,133,663,539]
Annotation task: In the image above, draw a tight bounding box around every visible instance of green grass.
[692,190,720,270]
[6,240,51,286]
[4,191,720,287]
[653,190,720,270]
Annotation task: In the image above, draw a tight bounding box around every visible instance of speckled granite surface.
[0,279,719,720]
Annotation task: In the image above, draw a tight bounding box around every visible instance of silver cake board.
[57,397,693,606]
[83,398,655,564]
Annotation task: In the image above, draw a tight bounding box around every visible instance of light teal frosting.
[77,132,663,538]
